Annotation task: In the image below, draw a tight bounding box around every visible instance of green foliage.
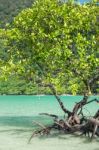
[0,0,35,28]
[1,0,99,95]
[0,74,53,95]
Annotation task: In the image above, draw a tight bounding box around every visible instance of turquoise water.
[0,95,99,150]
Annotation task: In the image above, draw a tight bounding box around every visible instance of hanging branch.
[35,62,72,117]
[44,83,72,117]
[39,113,58,119]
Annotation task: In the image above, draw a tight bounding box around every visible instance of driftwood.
[28,84,99,143]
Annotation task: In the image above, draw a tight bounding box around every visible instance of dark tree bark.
[28,84,99,143]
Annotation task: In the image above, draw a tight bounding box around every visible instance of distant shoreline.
[0,94,99,96]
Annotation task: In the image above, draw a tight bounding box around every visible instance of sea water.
[0,95,99,150]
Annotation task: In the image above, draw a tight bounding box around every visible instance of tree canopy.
[0,0,99,95]
[0,0,35,28]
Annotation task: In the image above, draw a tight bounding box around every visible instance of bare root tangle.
[29,84,99,142]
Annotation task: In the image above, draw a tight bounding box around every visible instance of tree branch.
[44,84,72,117]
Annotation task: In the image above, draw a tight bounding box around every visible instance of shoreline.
[0,94,99,96]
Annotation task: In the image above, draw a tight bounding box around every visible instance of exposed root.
[29,86,99,142]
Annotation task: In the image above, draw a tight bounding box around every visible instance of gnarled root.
[29,94,99,142]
